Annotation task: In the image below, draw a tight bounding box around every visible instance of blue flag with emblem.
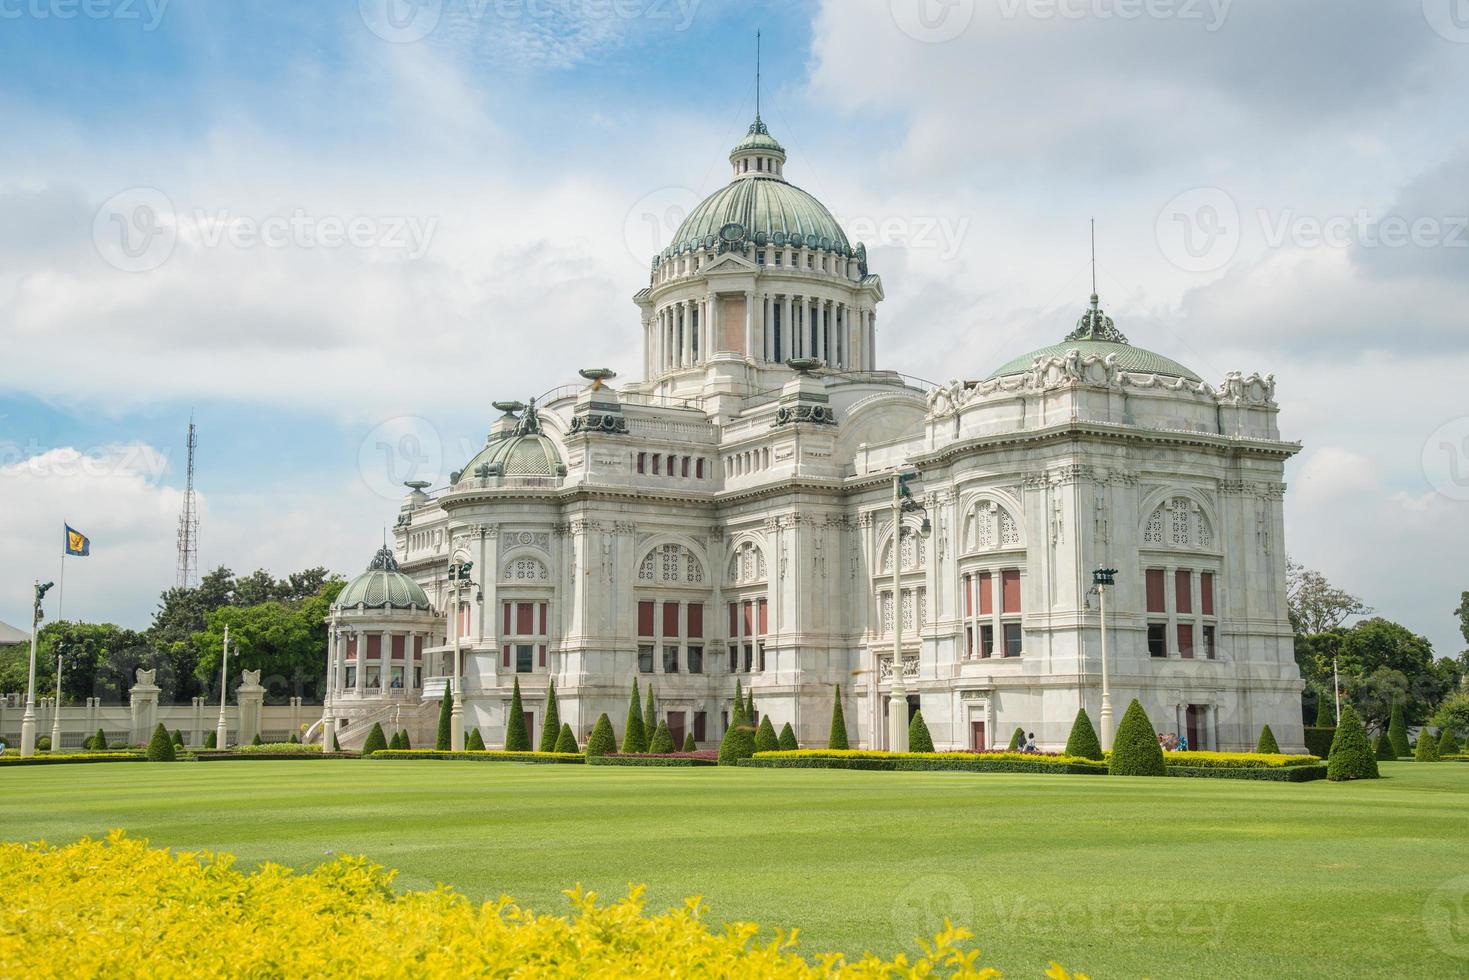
[64,524,90,556]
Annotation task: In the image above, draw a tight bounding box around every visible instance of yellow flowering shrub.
[0,833,1079,978]
[753,749,1097,765]
[1161,751,1320,769]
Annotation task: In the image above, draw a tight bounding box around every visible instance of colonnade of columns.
[649,291,876,375]
[324,626,437,700]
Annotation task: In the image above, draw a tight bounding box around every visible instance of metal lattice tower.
[176,417,199,589]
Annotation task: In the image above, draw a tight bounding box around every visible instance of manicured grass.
[2,761,1465,977]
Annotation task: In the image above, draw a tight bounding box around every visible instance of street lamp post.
[19,579,54,757]
[50,637,65,752]
[447,559,474,751]
[1092,568,1118,749]
[887,471,931,752]
[320,622,336,754]
[214,624,230,750]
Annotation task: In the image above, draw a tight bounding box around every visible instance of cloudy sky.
[1,0,1465,657]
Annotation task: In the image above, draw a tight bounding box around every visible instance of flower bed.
[0,751,146,766]
[588,751,719,767]
[367,749,584,764]
[1161,751,1321,769]
[1167,764,1328,782]
[745,749,1107,775]
[0,833,1048,977]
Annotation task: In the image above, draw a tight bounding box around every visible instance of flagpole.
[51,529,65,751]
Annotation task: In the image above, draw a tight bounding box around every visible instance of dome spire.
[1064,220,1129,344]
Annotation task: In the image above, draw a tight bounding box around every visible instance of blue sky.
[2,0,1467,658]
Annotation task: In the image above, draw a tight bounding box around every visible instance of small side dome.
[458,398,565,480]
[987,293,1201,382]
[335,547,431,611]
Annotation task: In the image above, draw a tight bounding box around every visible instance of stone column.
[782,294,793,362]
[128,671,161,746]
[764,294,774,362]
[710,293,720,353]
[744,289,755,357]
[236,670,265,744]
[355,630,366,695]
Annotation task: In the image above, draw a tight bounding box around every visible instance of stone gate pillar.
[128,669,160,745]
[237,670,265,744]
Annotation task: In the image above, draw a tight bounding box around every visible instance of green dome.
[670,177,849,255]
[987,294,1201,382]
[335,548,430,611]
[457,402,564,480]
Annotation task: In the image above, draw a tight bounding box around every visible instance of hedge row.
[193,752,359,762]
[1167,764,1328,782]
[1161,751,1321,769]
[742,756,1108,775]
[586,755,719,767]
[366,750,584,764]
[753,749,1094,765]
[0,752,146,766]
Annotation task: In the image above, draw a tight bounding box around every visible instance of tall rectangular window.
[728,644,738,673]
[979,572,993,615]
[652,455,660,475]
[638,600,655,637]
[757,598,768,635]
[662,601,680,638]
[1200,572,1215,616]
[728,602,739,637]
[1148,623,1167,658]
[638,645,654,673]
[963,574,973,616]
[681,457,690,477]
[742,601,754,638]
[687,603,703,638]
[663,645,679,673]
[538,602,548,634]
[696,458,705,479]
[687,645,703,674]
[1146,569,1166,614]
[965,626,974,658]
[502,602,511,634]
[1003,622,1022,657]
[694,711,707,741]
[1178,623,1195,659]
[981,624,995,658]
[636,452,646,474]
[516,602,534,635]
[516,644,533,673]
[1203,624,1217,659]
[1175,570,1193,615]
[1001,570,1021,613]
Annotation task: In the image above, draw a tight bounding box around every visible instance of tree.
[778,722,798,751]
[754,716,779,753]
[1008,727,1026,750]
[1430,691,1469,738]
[362,722,388,755]
[1436,727,1459,757]
[1108,700,1166,776]
[649,719,675,754]
[1327,705,1379,781]
[908,710,934,753]
[505,676,530,751]
[1388,696,1410,758]
[436,681,453,751]
[1375,729,1396,760]
[643,683,657,741]
[466,728,485,751]
[1415,729,1439,762]
[681,731,697,752]
[586,714,616,757]
[1256,725,1280,754]
[145,723,176,762]
[621,679,648,754]
[1454,591,1469,647]
[539,679,561,753]
[828,686,849,750]
[1064,709,1103,761]
[719,688,755,765]
[554,723,578,754]
[192,579,345,707]
[1287,559,1372,635]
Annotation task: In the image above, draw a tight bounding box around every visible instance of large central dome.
[664,117,850,256]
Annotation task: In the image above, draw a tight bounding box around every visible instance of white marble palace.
[315,112,1306,755]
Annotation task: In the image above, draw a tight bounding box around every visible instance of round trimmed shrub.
[1388,697,1409,758]
[36,736,51,752]
[586,713,616,758]
[1008,727,1026,750]
[466,728,486,752]
[681,731,697,752]
[1437,728,1460,757]
[362,722,388,756]
[554,723,578,754]
[1256,724,1280,755]
[145,723,176,762]
[1064,709,1103,761]
[777,721,798,751]
[908,710,934,753]
[649,719,675,754]
[1327,705,1379,781]
[1415,729,1439,762]
[754,716,779,753]
[1374,729,1396,760]
[1108,700,1165,777]
[621,680,648,754]
[828,686,849,750]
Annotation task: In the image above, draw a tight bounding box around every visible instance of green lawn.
[2,760,1466,977]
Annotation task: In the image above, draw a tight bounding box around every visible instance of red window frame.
[1200,572,1215,616]
[687,603,703,638]
[1001,570,1021,614]
[1145,569,1166,614]
[637,600,655,637]
[1175,570,1193,615]
[978,572,993,615]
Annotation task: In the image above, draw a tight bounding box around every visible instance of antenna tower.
[176,416,199,589]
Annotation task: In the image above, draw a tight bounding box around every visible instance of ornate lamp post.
[214,624,230,750]
[887,471,931,751]
[447,558,475,751]
[50,635,66,752]
[19,579,54,757]
[1091,568,1118,749]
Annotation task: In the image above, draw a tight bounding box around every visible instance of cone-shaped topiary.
[466,727,485,751]
[330,730,341,753]
[828,686,849,750]
[388,731,402,751]
[1375,729,1396,760]
[173,729,185,747]
[1437,728,1460,757]
[505,676,531,751]
[204,730,217,749]
[621,678,648,754]
[539,679,561,752]
[682,731,697,752]
[778,721,798,751]
[362,722,388,756]
[1314,694,1334,728]
[436,680,453,751]
[649,719,675,754]
[1256,724,1280,755]
[288,731,299,744]
[745,689,755,725]
[1064,709,1103,761]
[1415,729,1439,762]
[1109,699,1166,776]
[719,689,756,765]
[400,731,411,750]
[251,733,264,747]
[755,715,779,753]
[1008,727,1026,750]
[1327,705,1379,780]
[1388,696,1409,758]
[586,713,616,757]
[91,728,107,751]
[908,710,935,753]
[554,722,578,754]
[146,723,176,762]
[643,684,657,741]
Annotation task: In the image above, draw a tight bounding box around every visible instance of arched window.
[727,541,767,585]
[638,543,704,585]
[1143,497,1213,549]
[962,499,1023,553]
[502,556,549,582]
[879,524,926,574]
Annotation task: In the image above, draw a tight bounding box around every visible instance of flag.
[64,524,90,556]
